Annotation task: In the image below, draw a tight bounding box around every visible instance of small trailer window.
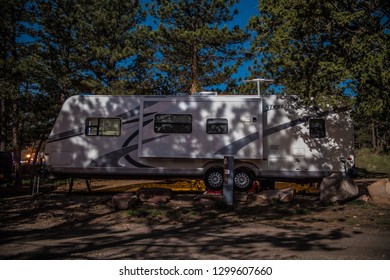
[309,119,326,138]
[206,118,228,134]
[154,114,192,133]
[86,118,121,136]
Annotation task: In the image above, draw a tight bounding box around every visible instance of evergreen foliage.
[151,0,250,94]
[249,0,389,150]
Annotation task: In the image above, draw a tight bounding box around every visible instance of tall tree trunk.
[0,98,6,151]
[371,123,377,151]
[190,48,199,94]
[12,99,22,187]
[32,137,45,165]
[9,4,23,187]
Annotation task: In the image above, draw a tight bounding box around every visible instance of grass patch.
[126,204,204,222]
[355,148,390,177]
[127,205,169,218]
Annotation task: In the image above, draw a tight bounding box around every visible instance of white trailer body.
[44,94,354,190]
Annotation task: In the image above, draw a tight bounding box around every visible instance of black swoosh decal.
[215,132,259,156]
[124,154,151,168]
[89,135,168,167]
[47,128,84,143]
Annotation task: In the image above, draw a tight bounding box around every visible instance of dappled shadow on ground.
[0,192,389,260]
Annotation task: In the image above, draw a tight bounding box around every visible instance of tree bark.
[0,98,6,151]
[32,137,45,165]
[12,99,22,187]
[371,123,376,150]
[190,48,200,94]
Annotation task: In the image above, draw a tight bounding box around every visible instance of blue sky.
[230,0,260,82]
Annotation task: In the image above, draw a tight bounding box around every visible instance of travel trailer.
[44,94,355,191]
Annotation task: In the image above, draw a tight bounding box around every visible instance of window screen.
[206,118,228,134]
[86,118,121,136]
[309,119,326,138]
[154,114,192,133]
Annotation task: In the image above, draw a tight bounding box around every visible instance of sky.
[229,0,260,82]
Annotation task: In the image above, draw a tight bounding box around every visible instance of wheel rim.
[234,172,251,189]
[208,171,223,188]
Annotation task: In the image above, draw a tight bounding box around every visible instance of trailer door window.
[86,118,121,136]
[206,118,228,134]
[154,114,192,133]
[309,119,326,138]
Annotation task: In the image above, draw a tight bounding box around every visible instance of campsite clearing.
[1,179,390,259]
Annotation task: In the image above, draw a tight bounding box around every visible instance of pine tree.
[249,0,389,150]
[78,0,154,95]
[0,0,41,186]
[37,0,88,103]
[38,0,155,97]
[151,0,249,94]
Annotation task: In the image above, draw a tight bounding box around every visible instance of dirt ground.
[0,179,389,260]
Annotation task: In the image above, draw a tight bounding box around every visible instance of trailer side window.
[309,119,326,138]
[85,118,121,136]
[206,118,228,134]
[154,114,192,133]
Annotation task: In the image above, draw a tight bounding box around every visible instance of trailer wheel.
[204,168,224,191]
[233,168,255,192]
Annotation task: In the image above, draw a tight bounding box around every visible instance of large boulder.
[320,173,358,204]
[367,179,390,205]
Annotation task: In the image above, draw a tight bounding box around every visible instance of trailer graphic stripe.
[215,132,259,156]
[122,113,156,125]
[116,106,141,120]
[122,119,154,147]
[122,119,155,167]
[264,117,309,137]
[89,135,168,168]
[47,128,84,143]
[124,154,151,168]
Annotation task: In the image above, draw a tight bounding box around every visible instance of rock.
[137,188,172,203]
[367,179,390,205]
[320,173,342,204]
[264,188,295,203]
[320,173,358,204]
[32,200,42,209]
[193,195,224,209]
[234,192,248,203]
[246,188,295,206]
[112,193,138,210]
[247,192,268,206]
[146,195,170,205]
[194,198,217,208]
[357,194,371,202]
[338,177,359,202]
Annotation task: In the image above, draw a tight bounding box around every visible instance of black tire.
[204,168,224,191]
[233,168,255,192]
